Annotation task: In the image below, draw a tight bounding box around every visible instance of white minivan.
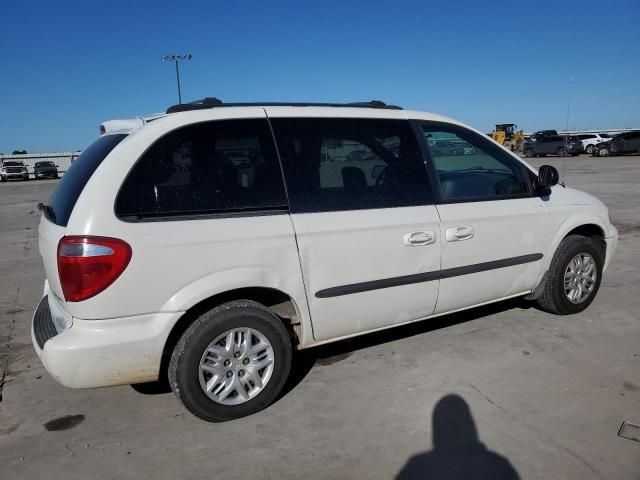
[32,99,618,421]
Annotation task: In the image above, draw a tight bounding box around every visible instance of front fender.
[544,210,611,273]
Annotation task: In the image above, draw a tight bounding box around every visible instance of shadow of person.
[396,394,520,480]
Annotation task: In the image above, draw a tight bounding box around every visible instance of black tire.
[557,147,567,157]
[524,148,535,158]
[169,300,292,422]
[536,235,603,315]
[586,144,595,154]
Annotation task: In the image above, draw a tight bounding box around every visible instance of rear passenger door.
[612,133,628,152]
[535,137,551,155]
[418,122,548,314]
[543,136,560,155]
[269,113,441,342]
[627,132,640,152]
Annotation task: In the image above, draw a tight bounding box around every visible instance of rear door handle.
[446,226,474,242]
[403,231,436,246]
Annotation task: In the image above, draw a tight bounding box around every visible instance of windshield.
[36,161,55,167]
[4,161,23,167]
[47,134,127,226]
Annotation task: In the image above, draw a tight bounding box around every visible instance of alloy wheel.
[198,327,275,406]
[563,253,597,304]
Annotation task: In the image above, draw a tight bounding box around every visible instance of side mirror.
[537,165,559,195]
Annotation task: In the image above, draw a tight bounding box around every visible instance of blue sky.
[1,0,638,153]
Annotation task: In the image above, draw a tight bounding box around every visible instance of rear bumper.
[32,294,183,388]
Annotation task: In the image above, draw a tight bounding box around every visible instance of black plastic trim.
[167,100,402,114]
[33,295,58,349]
[118,207,289,223]
[315,253,543,298]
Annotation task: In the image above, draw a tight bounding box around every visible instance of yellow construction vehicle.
[491,123,525,151]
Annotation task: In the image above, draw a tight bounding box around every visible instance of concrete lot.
[0,156,638,479]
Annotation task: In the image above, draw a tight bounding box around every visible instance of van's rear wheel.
[169,300,292,422]
[536,235,603,315]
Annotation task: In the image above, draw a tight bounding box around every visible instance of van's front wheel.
[169,300,292,422]
[536,235,603,315]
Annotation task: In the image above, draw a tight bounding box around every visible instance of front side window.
[271,118,433,213]
[420,123,531,201]
[116,119,287,219]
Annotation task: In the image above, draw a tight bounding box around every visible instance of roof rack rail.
[166,99,402,114]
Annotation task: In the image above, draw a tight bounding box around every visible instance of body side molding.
[315,253,543,298]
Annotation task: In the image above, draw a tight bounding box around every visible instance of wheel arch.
[530,221,607,301]
[158,286,310,385]
[545,220,607,272]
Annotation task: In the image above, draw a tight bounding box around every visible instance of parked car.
[32,99,618,422]
[0,160,29,181]
[34,161,59,179]
[522,135,583,158]
[577,133,612,154]
[592,131,640,157]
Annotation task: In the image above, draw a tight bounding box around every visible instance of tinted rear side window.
[115,119,287,220]
[48,134,126,226]
[271,118,432,213]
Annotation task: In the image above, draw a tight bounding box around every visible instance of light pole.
[161,54,192,104]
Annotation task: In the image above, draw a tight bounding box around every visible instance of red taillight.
[57,236,132,302]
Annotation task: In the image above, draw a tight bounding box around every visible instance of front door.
[418,121,549,314]
[269,114,441,342]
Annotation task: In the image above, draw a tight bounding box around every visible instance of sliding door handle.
[446,226,474,242]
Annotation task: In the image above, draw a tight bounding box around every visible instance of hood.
[550,185,606,207]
